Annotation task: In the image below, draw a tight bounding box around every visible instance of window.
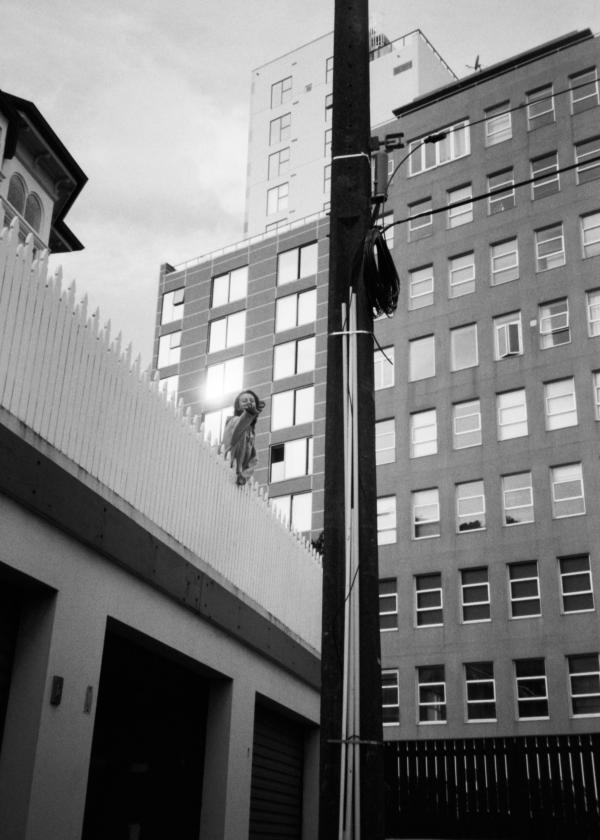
[275,289,316,332]
[7,173,26,213]
[502,472,534,525]
[490,239,518,285]
[273,335,315,379]
[551,463,585,518]
[493,311,522,360]
[408,265,434,309]
[570,68,599,114]
[277,242,318,285]
[324,92,333,122]
[586,289,600,336]
[544,378,577,430]
[271,386,314,430]
[465,663,496,721]
[324,128,332,157]
[271,76,292,108]
[527,84,554,130]
[485,102,511,145]
[453,400,481,449]
[375,419,395,465]
[374,346,394,389]
[581,212,600,258]
[408,197,432,239]
[325,55,333,84]
[409,120,470,176]
[535,224,565,271]
[515,659,548,718]
[461,568,490,622]
[270,491,312,532]
[270,437,312,482]
[382,670,400,725]
[157,331,181,368]
[382,211,394,250]
[411,488,440,539]
[324,164,331,194]
[203,406,229,444]
[205,356,243,399]
[379,579,398,629]
[456,481,485,532]
[269,113,291,145]
[450,324,478,370]
[593,371,600,419]
[208,310,246,353]
[509,561,541,618]
[417,665,446,722]
[24,193,42,232]
[159,375,178,402]
[410,409,437,458]
[268,147,290,180]
[559,555,594,613]
[212,266,248,307]
[161,288,185,324]
[497,389,528,440]
[488,168,515,214]
[409,335,435,381]
[568,655,600,716]
[447,185,473,227]
[448,252,475,297]
[377,497,396,545]
[539,299,570,348]
[575,137,600,184]
[531,152,559,199]
[415,574,443,626]
[267,183,289,215]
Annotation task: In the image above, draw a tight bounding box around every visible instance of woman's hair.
[233,390,265,424]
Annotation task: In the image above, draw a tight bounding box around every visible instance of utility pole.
[319,0,384,837]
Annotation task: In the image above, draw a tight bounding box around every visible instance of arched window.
[7,173,26,214]
[24,192,43,233]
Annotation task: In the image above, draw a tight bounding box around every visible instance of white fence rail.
[0,223,322,650]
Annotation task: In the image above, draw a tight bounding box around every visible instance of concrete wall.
[0,461,320,840]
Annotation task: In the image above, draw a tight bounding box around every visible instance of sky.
[2,0,599,367]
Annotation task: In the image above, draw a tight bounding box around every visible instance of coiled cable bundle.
[357,225,399,317]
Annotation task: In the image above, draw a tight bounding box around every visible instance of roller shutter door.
[249,705,304,839]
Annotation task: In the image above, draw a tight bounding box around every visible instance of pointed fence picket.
[0,222,322,651]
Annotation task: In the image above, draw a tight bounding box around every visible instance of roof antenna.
[466,54,482,71]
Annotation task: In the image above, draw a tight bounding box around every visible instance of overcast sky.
[3,0,599,366]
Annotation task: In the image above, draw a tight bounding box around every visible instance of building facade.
[0,89,86,253]
[155,28,600,744]
[244,28,455,236]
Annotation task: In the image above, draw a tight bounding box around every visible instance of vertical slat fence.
[0,223,322,650]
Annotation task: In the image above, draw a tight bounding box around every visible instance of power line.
[383,154,600,232]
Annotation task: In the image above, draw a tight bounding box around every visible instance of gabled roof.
[0,89,87,252]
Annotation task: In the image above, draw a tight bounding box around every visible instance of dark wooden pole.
[319,0,384,836]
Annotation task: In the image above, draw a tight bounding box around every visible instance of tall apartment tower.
[244,28,456,236]
[154,29,600,756]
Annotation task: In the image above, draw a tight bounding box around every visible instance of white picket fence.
[0,222,322,650]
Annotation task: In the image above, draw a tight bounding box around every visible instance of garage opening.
[249,701,305,839]
[82,625,209,840]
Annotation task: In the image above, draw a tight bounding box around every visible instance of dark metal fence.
[384,734,600,839]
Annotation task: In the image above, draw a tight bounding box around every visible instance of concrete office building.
[155,28,600,753]
[244,27,456,235]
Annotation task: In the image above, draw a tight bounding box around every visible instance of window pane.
[451,324,477,370]
[375,419,395,465]
[410,409,437,458]
[503,473,534,525]
[409,335,435,381]
[497,390,528,440]
[453,400,481,448]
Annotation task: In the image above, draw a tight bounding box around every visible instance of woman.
[222,390,265,485]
